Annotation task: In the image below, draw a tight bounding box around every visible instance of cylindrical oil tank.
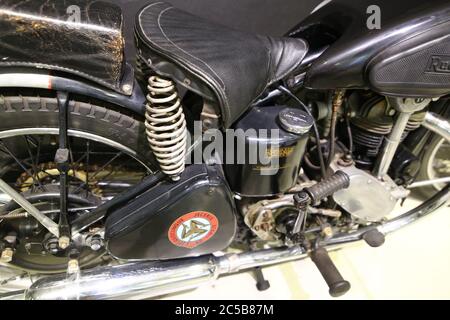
[224,106,313,197]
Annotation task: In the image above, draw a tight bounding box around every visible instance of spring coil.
[145,76,187,180]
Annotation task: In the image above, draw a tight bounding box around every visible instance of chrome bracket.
[422,112,450,142]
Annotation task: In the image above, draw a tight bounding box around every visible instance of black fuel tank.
[290,0,450,97]
[105,164,237,261]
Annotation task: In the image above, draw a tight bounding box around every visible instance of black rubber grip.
[310,247,351,297]
[305,171,350,205]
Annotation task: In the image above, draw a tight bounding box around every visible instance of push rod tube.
[374,98,431,179]
[374,111,411,179]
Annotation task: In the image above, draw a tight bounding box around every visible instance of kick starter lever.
[294,171,351,297]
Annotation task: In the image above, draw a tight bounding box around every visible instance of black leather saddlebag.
[0,0,125,92]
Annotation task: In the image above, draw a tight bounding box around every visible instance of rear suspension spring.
[145,76,187,181]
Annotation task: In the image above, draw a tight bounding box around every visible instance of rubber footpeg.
[310,247,351,297]
[254,267,270,291]
[256,280,270,291]
[363,229,385,247]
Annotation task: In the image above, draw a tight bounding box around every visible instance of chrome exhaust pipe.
[24,184,450,300]
[25,246,308,300]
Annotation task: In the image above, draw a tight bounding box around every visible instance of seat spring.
[145,76,187,181]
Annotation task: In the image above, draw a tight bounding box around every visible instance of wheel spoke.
[71,153,87,174]
[97,162,125,182]
[72,151,123,194]
[36,136,42,175]
[23,135,41,192]
[88,152,123,182]
[0,139,45,191]
[85,140,90,197]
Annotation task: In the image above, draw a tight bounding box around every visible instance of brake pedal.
[310,247,351,297]
[363,229,385,247]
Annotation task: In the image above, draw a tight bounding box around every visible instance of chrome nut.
[67,259,79,275]
[58,236,70,250]
[322,226,334,238]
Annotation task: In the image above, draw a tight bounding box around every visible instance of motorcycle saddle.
[135,1,308,127]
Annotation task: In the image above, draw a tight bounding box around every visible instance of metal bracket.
[0,179,59,237]
[56,91,71,249]
[422,112,450,142]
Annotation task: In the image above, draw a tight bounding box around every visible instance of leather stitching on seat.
[273,56,303,83]
[158,7,227,91]
[271,43,305,83]
[252,46,272,107]
[138,3,231,122]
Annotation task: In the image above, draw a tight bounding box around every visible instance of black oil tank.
[105,164,237,260]
[224,106,313,197]
[289,0,450,97]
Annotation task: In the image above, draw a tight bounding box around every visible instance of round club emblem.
[168,211,219,249]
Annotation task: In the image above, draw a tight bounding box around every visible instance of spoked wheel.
[0,94,156,273]
[416,135,450,198]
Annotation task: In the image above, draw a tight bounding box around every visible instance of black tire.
[0,95,151,161]
[416,134,449,199]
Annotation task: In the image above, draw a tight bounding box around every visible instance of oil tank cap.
[278,108,314,135]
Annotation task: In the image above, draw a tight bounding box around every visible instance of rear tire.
[0,94,151,161]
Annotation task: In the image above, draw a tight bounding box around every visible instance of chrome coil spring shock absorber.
[145,76,187,181]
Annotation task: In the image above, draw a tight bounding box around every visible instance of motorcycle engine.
[333,93,428,221]
[349,93,425,181]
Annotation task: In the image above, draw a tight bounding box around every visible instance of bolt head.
[322,226,333,238]
[0,248,13,263]
[58,236,70,250]
[67,259,79,274]
[90,243,102,251]
[122,84,133,94]
[89,238,103,251]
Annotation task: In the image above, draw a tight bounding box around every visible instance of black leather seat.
[135,1,308,127]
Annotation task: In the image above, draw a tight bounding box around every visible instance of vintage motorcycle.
[0,0,449,299]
